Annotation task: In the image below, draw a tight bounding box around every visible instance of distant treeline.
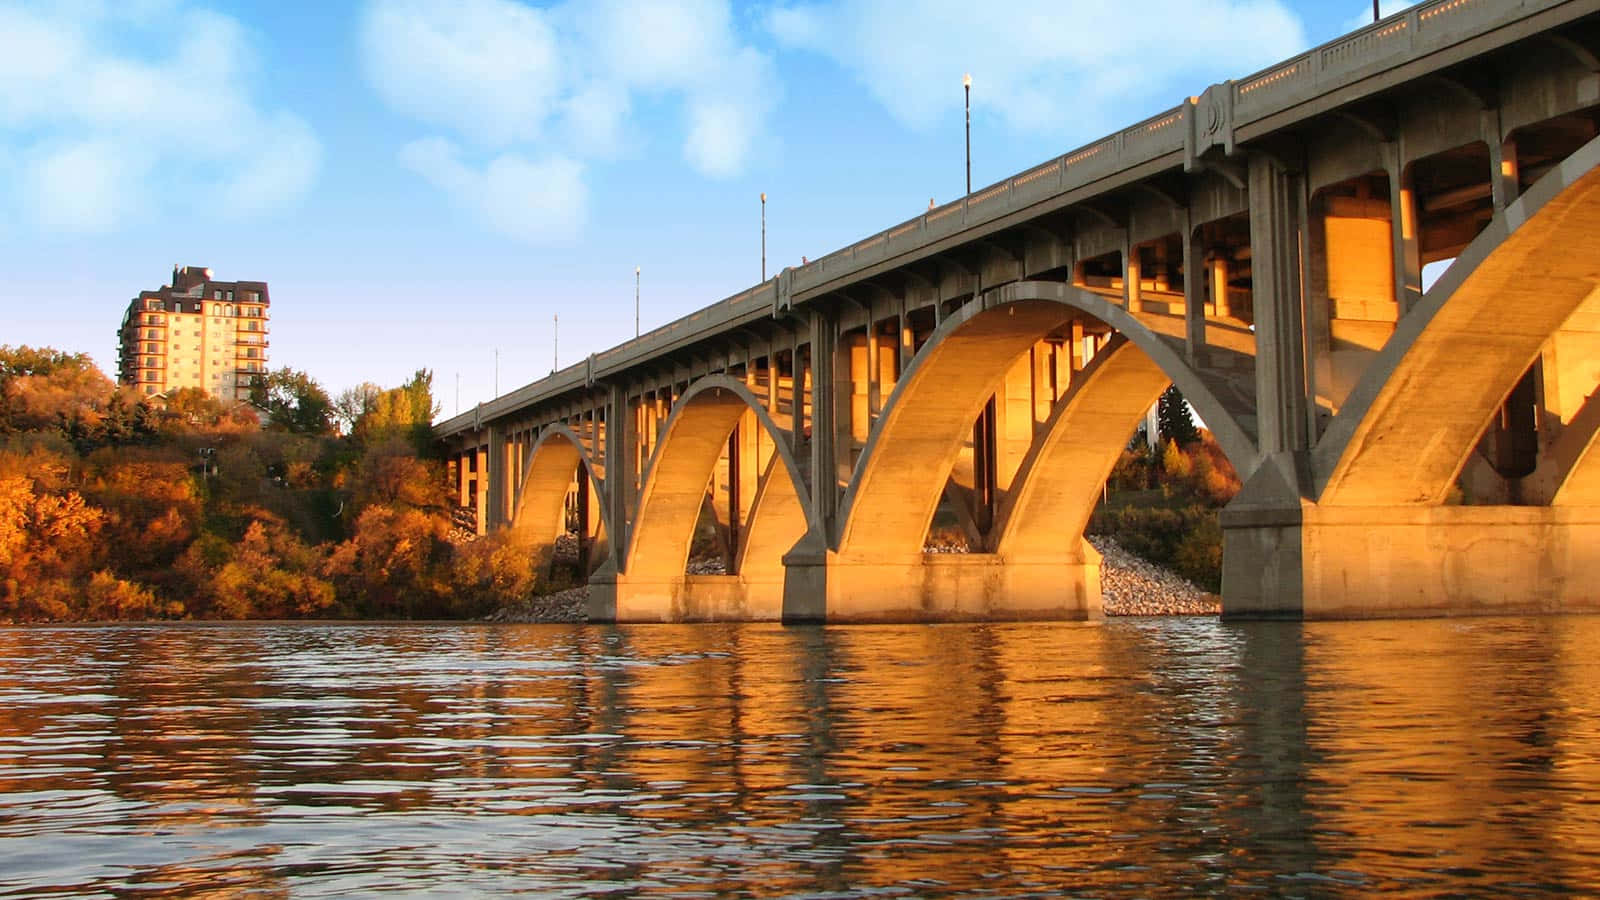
[0,346,537,623]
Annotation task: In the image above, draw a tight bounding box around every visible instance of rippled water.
[3,617,1600,896]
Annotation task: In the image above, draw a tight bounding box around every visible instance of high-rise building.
[116,265,270,401]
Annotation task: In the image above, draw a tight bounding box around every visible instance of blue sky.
[0,0,1412,415]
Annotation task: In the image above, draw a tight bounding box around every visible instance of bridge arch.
[1314,134,1600,506]
[508,423,610,574]
[796,281,1249,621]
[990,336,1173,559]
[835,280,1251,562]
[603,374,816,621]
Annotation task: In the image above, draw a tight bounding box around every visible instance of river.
[2,616,1599,896]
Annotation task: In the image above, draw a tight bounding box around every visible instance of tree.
[349,369,440,454]
[1157,386,1199,448]
[249,368,334,435]
[0,345,118,442]
[333,382,382,435]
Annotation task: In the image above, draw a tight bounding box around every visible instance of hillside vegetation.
[0,346,538,623]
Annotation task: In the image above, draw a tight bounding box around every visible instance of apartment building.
[116,265,270,401]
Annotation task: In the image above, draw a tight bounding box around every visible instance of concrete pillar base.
[1223,503,1600,619]
[587,571,784,623]
[781,541,1104,624]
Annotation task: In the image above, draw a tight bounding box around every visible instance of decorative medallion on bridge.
[1184,83,1234,174]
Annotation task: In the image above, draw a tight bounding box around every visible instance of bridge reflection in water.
[3,620,1600,894]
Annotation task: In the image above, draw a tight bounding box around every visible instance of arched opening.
[600,376,813,622]
[808,282,1249,622]
[508,425,609,583]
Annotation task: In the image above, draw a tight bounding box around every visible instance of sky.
[0,0,1418,418]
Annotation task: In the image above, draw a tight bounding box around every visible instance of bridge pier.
[588,571,786,623]
[1224,500,1600,619]
[782,542,1102,624]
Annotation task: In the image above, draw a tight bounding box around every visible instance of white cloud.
[0,1,321,234]
[400,138,587,245]
[361,0,777,242]
[765,0,1306,138]
[360,0,562,147]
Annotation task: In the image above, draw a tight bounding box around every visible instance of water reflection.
[3,618,1600,895]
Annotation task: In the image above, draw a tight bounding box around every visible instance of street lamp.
[761,192,767,281]
[1373,0,1380,21]
[635,266,641,338]
[963,73,972,195]
[553,314,559,372]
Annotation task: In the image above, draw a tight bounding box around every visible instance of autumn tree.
[249,368,334,435]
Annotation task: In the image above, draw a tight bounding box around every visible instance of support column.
[457,449,470,507]
[1248,153,1311,458]
[474,440,489,536]
[809,310,839,533]
[485,425,508,531]
[606,386,634,568]
[1222,153,1315,618]
[1386,143,1423,315]
[1185,225,1206,361]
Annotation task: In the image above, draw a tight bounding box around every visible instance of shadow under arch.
[594,374,818,622]
[834,281,1252,562]
[509,422,611,573]
[1314,133,1600,506]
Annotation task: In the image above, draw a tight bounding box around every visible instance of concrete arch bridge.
[439,0,1600,622]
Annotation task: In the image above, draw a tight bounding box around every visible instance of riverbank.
[484,536,1218,623]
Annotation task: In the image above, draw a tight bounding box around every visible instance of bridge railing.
[1232,0,1512,119]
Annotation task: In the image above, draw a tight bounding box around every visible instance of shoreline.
[484,536,1220,624]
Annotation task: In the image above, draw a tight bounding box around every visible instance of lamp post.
[493,348,499,396]
[963,73,972,195]
[553,314,558,372]
[1373,0,1380,21]
[760,192,767,281]
[635,266,641,338]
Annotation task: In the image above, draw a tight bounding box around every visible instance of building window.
[145,386,156,396]
[226,290,233,302]
[213,290,222,300]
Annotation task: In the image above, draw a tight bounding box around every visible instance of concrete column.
[1248,152,1312,458]
[474,440,489,536]
[866,317,881,419]
[1210,254,1232,319]
[808,311,838,533]
[605,385,634,571]
[486,425,508,531]
[1385,143,1423,315]
[457,450,470,507]
[899,311,916,382]
[1490,132,1520,211]
[1184,226,1206,361]
[1124,242,1142,310]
